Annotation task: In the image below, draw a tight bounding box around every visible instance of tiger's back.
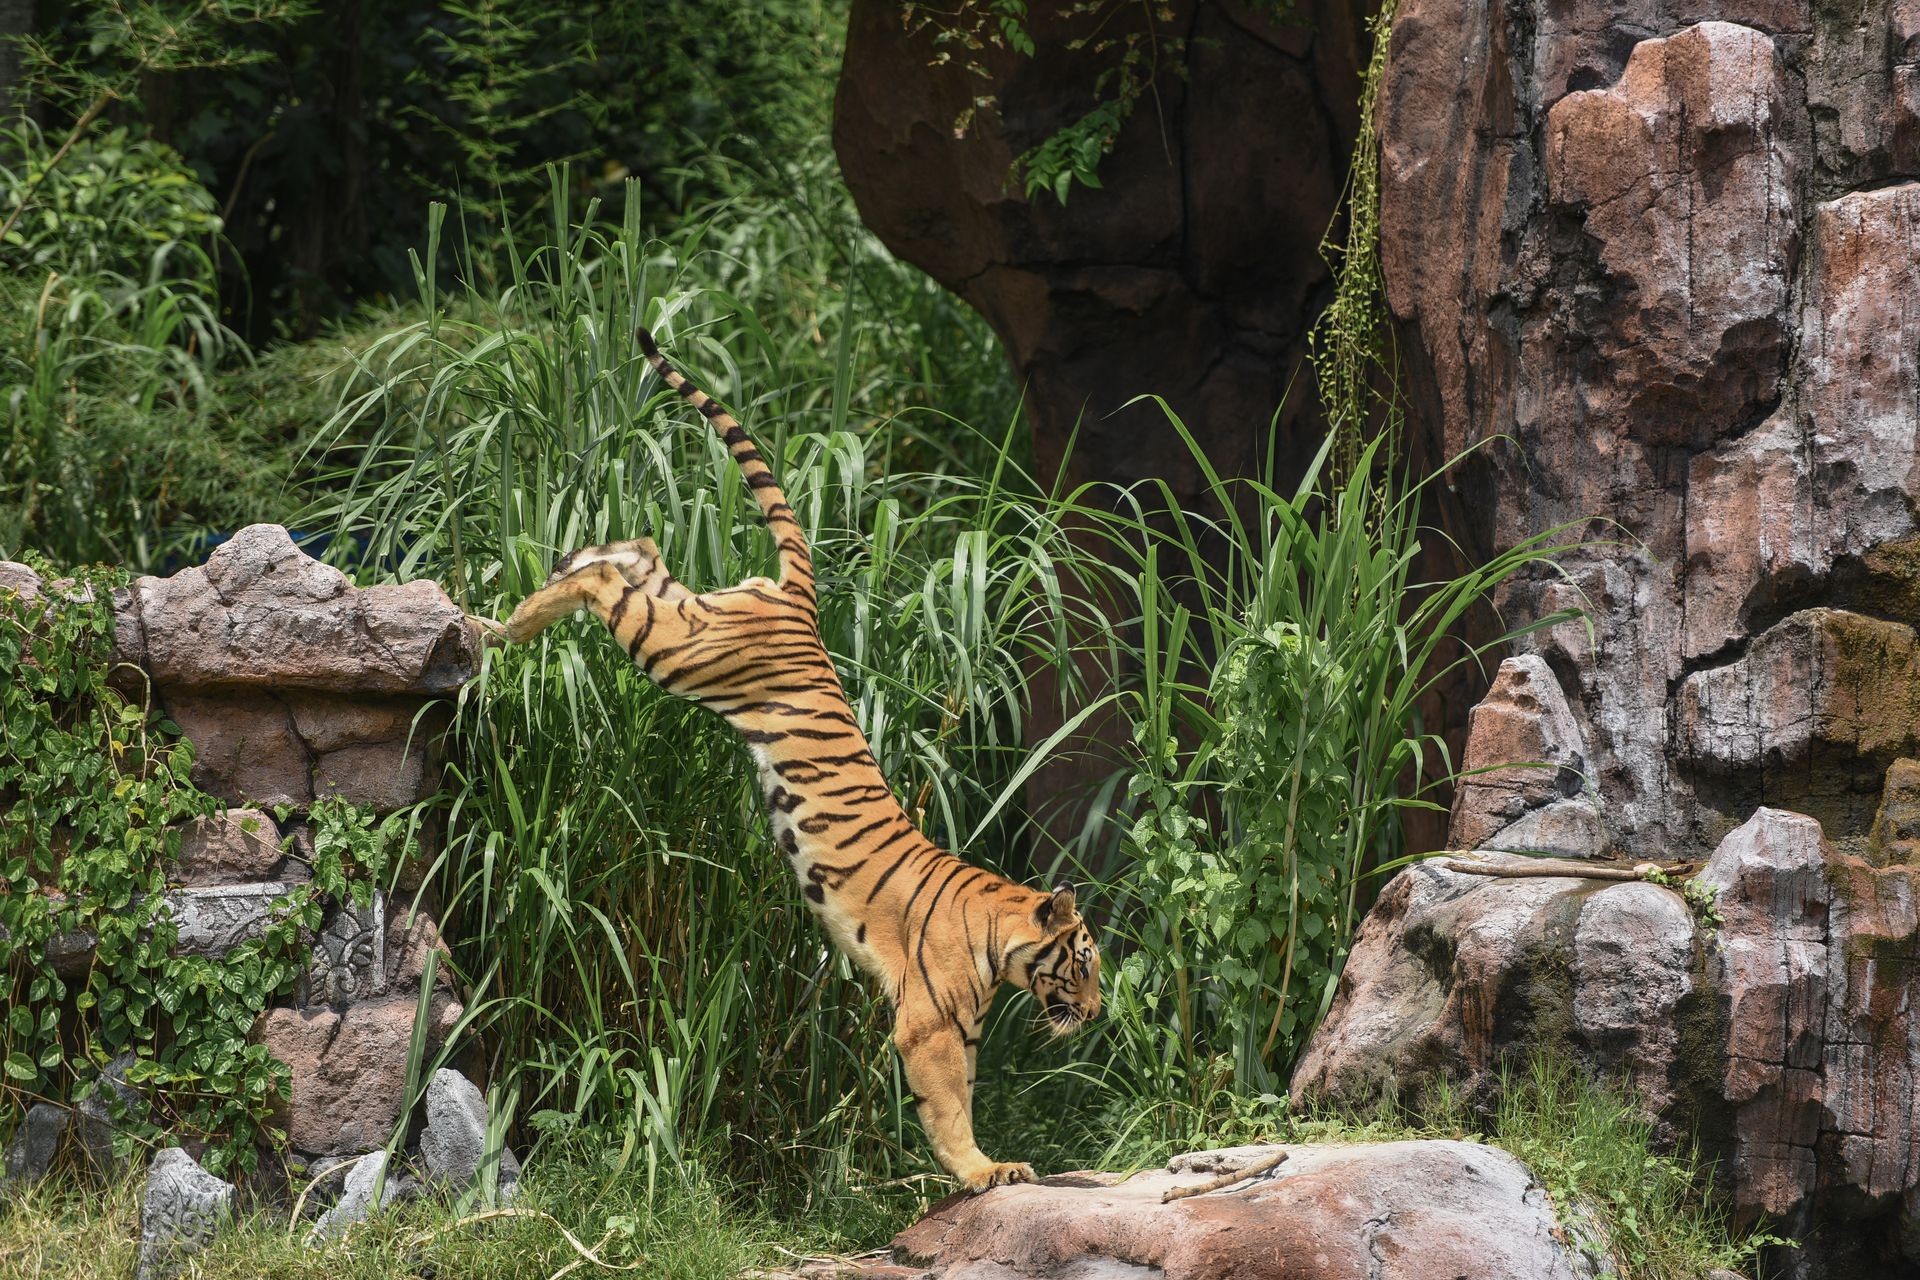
[503,327,1101,1191]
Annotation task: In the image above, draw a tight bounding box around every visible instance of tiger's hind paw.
[961,1161,1036,1193]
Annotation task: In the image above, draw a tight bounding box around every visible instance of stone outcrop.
[256,991,462,1157]
[1299,800,1920,1278]
[889,1141,1611,1279]
[420,1068,520,1194]
[1292,859,1702,1138]
[833,0,1367,504]
[1449,655,1605,856]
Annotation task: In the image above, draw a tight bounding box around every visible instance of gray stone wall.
[6,523,483,1163]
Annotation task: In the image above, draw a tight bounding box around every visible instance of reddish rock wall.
[1386,1,1920,858]
[1319,2,1920,1273]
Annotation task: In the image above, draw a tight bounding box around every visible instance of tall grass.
[0,119,300,569]
[303,170,1116,1199]
[1068,417,1584,1123]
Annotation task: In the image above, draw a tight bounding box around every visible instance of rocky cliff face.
[1383,0,1920,857]
[1303,5,1920,1272]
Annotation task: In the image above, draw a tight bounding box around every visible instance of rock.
[1543,22,1802,450]
[833,1,1364,504]
[76,1054,144,1176]
[1308,806,1920,1275]
[172,808,283,885]
[135,524,480,696]
[0,560,42,601]
[1377,0,1920,860]
[164,881,305,957]
[1449,656,1600,854]
[307,1149,408,1242]
[1869,758,1920,865]
[315,739,431,813]
[136,1148,234,1280]
[1291,858,1698,1133]
[256,992,462,1155]
[384,901,454,991]
[3,1103,70,1186]
[420,1069,520,1193]
[1677,610,1920,833]
[164,692,313,808]
[1692,809,1898,1231]
[307,892,388,1006]
[892,1140,1610,1279]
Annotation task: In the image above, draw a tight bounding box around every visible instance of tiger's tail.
[637,326,817,609]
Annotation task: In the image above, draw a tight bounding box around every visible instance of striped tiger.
[502,327,1102,1191]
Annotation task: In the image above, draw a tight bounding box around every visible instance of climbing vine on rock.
[0,563,401,1175]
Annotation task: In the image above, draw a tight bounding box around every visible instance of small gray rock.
[136,1148,235,1280]
[3,1103,70,1187]
[308,1150,408,1242]
[76,1054,144,1176]
[420,1069,519,1192]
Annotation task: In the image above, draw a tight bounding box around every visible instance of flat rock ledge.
[874,1141,1608,1280]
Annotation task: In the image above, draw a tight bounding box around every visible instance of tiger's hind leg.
[505,539,688,643]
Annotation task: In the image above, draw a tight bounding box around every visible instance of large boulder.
[1291,859,1703,1137]
[1298,802,1920,1279]
[892,1141,1610,1279]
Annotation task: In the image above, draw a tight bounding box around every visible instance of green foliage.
[14,0,312,117]
[1091,424,1586,1112]
[408,0,599,243]
[1457,1058,1788,1280]
[0,569,410,1174]
[1311,0,1400,482]
[905,1,1183,204]
[0,122,222,278]
[1642,866,1725,931]
[0,118,315,569]
[1016,95,1132,206]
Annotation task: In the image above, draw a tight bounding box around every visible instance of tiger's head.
[1011,882,1101,1037]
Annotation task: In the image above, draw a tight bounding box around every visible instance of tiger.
[501,326,1102,1192]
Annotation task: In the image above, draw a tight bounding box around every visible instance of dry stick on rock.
[1438,856,1693,882]
[1161,1150,1290,1203]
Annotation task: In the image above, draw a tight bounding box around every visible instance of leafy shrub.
[0,121,222,280]
[1092,426,1583,1115]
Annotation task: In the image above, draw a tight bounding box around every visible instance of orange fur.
[504,328,1102,1190]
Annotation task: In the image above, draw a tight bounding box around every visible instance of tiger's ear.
[1036,882,1079,930]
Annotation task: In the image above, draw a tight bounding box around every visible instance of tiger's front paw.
[961,1160,1037,1192]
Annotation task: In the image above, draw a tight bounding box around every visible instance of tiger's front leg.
[896,1013,1034,1192]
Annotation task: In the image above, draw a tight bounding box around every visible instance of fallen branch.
[1438,857,1691,882]
[1161,1150,1289,1203]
